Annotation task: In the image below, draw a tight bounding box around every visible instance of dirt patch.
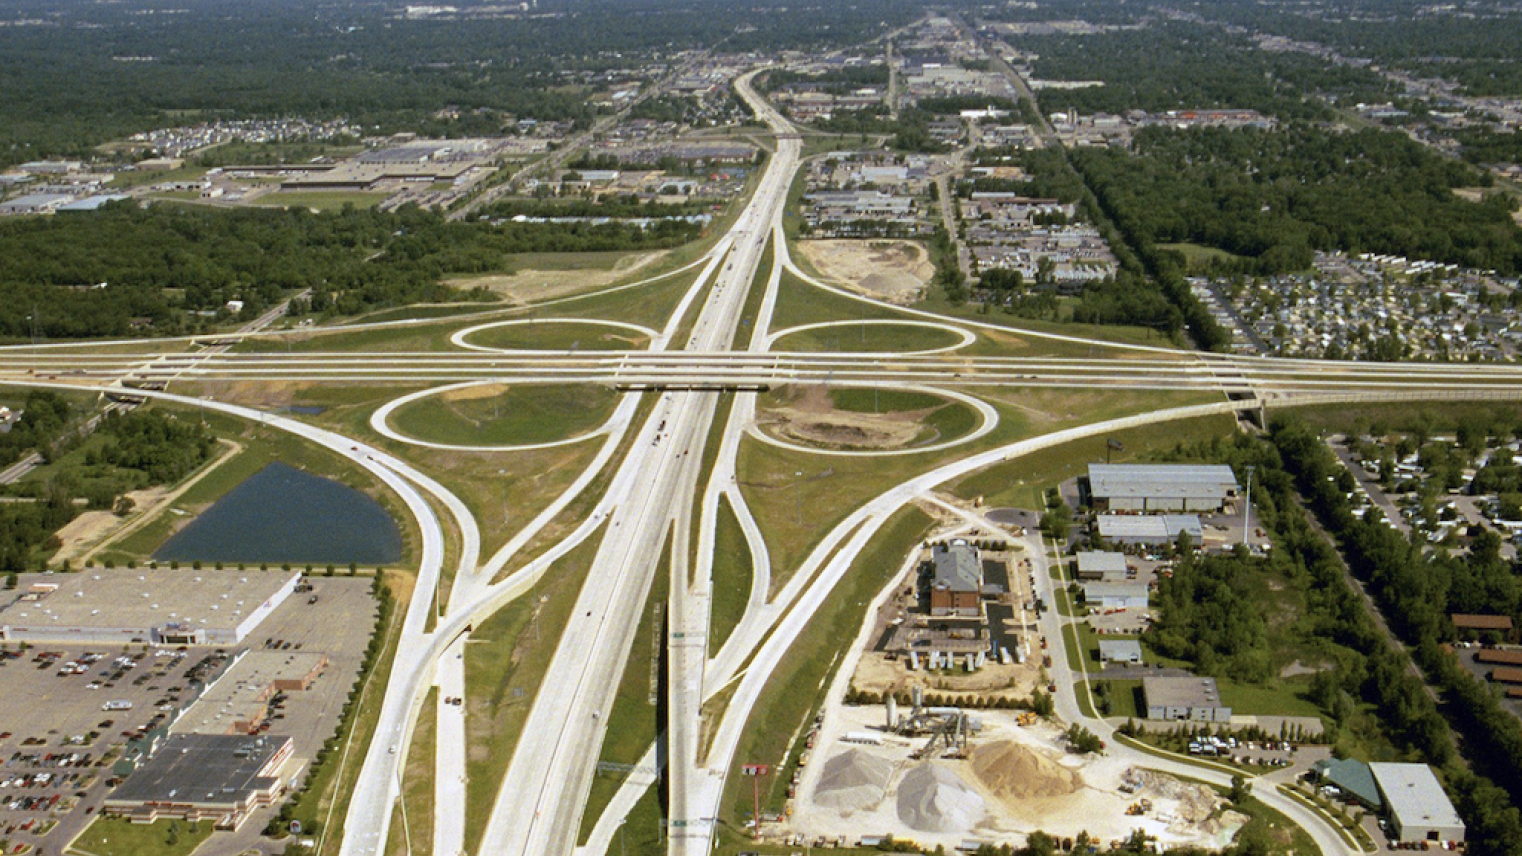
[756,385,936,451]
[453,251,668,304]
[968,740,1082,800]
[440,383,509,403]
[797,240,932,305]
[190,380,315,411]
[1453,187,1488,203]
[1278,659,1326,678]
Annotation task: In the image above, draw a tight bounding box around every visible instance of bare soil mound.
[968,740,1082,800]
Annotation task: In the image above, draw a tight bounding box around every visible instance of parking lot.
[0,574,379,856]
[0,643,221,855]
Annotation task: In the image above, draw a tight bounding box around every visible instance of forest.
[0,200,708,340]
[0,406,216,569]
[1198,0,1522,98]
[1023,20,1392,120]
[1070,124,1522,276]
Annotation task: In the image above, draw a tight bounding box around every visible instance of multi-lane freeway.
[0,62,1510,856]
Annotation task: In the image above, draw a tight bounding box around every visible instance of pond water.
[153,462,402,566]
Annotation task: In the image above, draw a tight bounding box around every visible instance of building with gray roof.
[1096,513,1203,546]
[1098,638,1143,664]
[1082,581,1150,610]
[1075,551,1128,581]
[1143,676,1231,722]
[1369,763,1465,843]
[1088,463,1239,511]
[928,540,982,618]
[104,733,293,830]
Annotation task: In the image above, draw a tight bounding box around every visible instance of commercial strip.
[103,734,295,830]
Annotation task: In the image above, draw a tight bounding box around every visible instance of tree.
[1229,774,1252,804]
[1041,501,1073,542]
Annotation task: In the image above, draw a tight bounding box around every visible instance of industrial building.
[927,540,982,618]
[0,569,301,645]
[173,651,329,735]
[103,734,293,830]
[1074,550,1128,582]
[1096,513,1203,546]
[1311,758,1384,810]
[1369,763,1465,844]
[1081,581,1150,610]
[1087,464,1240,512]
[1143,676,1232,722]
[1098,638,1144,665]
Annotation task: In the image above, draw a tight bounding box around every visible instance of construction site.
[777,697,1250,851]
[851,538,1047,705]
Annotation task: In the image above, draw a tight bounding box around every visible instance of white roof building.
[1369,763,1465,844]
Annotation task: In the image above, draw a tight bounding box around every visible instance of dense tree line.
[1069,125,1522,276]
[0,390,73,469]
[0,200,711,340]
[758,64,890,96]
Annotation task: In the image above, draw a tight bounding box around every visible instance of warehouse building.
[1143,676,1232,722]
[173,651,329,736]
[1082,581,1150,610]
[104,734,294,830]
[1074,551,1128,582]
[1369,762,1465,844]
[927,540,982,618]
[1098,638,1144,665]
[0,569,301,645]
[1088,464,1239,512]
[1096,513,1203,546]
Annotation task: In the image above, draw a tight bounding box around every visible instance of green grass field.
[1157,242,1248,273]
[828,388,945,414]
[69,816,213,856]
[769,321,965,353]
[250,190,386,211]
[459,320,649,352]
[387,384,620,446]
[708,494,753,656]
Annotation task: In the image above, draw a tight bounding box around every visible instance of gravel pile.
[814,748,894,812]
[895,762,985,832]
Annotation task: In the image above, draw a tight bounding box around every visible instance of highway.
[0,63,1485,856]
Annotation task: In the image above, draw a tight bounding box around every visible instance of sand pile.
[814,749,894,812]
[969,740,1083,800]
[896,762,986,832]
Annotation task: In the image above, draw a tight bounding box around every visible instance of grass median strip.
[463,522,605,853]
